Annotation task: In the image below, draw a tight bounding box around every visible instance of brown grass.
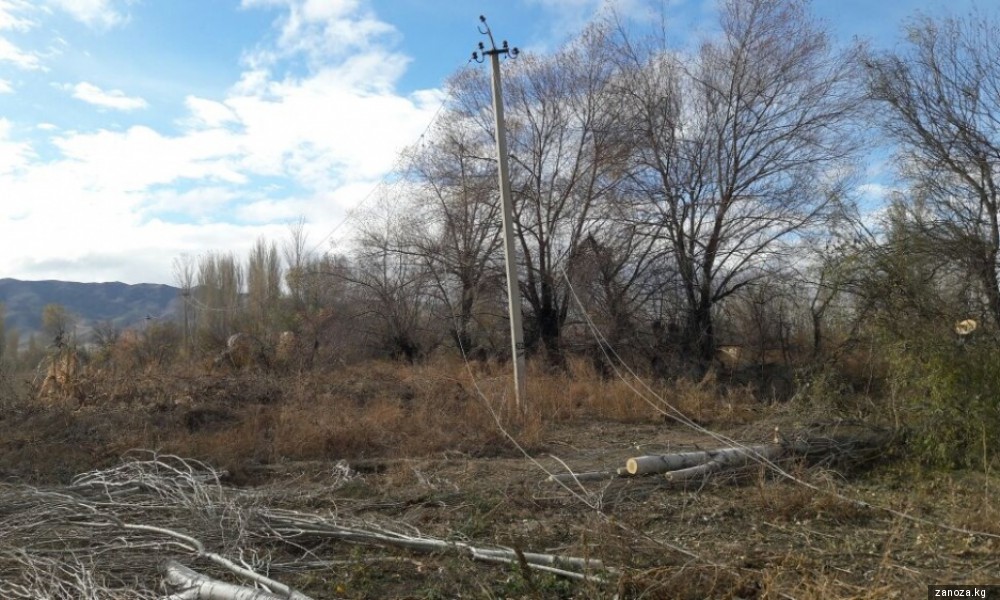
[0,355,767,483]
[3,355,1000,598]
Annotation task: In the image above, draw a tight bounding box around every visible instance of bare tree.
[246,238,282,338]
[613,0,862,369]
[283,218,311,312]
[501,23,631,358]
[195,252,244,346]
[350,195,435,362]
[172,254,196,356]
[564,221,664,362]
[41,303,75,347]
[864,9,1000,328]
[3,328,18,365]
[401,107,505,357]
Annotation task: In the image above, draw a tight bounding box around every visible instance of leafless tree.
[0,302,5,364]
[401,106,505,357]
[246,238,282,338]
[848,197,977,340]
[172,254,196,356]
[350,195,435,362]
[195,252,244,346]
[612,0,862,369]
[502,23,631,359]
[864,9,1000,328]
[564,220,665,364]
[3,327,18,365]
[283,218,311,312]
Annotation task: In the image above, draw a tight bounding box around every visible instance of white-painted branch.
[162,560,308,600]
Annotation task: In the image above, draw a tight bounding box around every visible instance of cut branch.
[162,560,304,600]
[261,508,609,582]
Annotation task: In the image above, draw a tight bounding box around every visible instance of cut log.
[625,451,713,476]
[662,444,784,481]
[626,444,780,477]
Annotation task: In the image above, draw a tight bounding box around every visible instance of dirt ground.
[222,421,1000,599]
[1,364,999,598]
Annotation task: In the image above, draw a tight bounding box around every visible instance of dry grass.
[747,474,873,525]
[3,355,999,598]
[0,356,786,482]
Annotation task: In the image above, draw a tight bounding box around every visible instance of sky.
[0,0,983,286]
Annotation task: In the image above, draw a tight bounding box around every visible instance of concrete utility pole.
[473,16,527,411]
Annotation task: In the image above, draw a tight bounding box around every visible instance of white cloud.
[52,125,245,192]
[235,197,304,224]
[224,65,438,187]
[0,118,33,175]
[241,0,395,68]
[142,186,242,222]
[69,81,148,110]
[46,0,130,30]
[0,77,11,93]
[214,2,441,189]
[183,96,239,128]
[0,0,34,31]
[1,0,447,285]
[0,35,40,69]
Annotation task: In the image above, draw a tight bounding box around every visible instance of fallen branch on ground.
[261,507,610,583]
[162,560,308,600]
[0,453,609,597]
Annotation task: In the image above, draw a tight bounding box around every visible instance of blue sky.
[0,0,982,285]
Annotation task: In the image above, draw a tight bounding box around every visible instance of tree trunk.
[981,250,1000,328]
[535,303,563,363]
[686,300,716,373]
[811,308,824,360]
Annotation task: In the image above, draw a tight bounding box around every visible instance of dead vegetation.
[0,353,997,599]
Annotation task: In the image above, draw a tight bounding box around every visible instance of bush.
[886,335,1000,469]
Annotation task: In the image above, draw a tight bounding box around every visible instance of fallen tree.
[633,443,784,480]
[548,429,893,484]
[0,453,608,598]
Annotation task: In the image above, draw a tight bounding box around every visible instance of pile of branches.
[0,452,607,599]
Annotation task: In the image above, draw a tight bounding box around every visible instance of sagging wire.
[557,261,1000,543]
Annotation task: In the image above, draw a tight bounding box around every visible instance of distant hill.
[0,278,182,343]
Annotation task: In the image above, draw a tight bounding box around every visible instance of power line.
[557,262,1000,544]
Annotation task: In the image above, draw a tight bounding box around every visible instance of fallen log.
[549,431,893,485]
[162,560,299,600]
[627,443,781,477]
[661,444,784,481]
[626,450,713,476]
[262,508,609,582]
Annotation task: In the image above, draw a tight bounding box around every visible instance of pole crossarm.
[472,15,520,62]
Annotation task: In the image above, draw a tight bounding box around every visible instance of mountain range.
[0,278,181,343]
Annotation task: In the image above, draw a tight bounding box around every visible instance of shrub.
[885,335,1000,469]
